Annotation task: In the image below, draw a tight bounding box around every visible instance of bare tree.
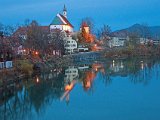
[100,25,111,40]
[25,20,49,57]
[127,32,140,47]
[24,19,31,27]
[50,30,65,57]
[97,24,112,47]
[0,22,4,33]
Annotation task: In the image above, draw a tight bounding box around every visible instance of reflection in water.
[64,66,79,84]
[61,80,76,103]
[0,58,160,120]
[36,76,40,83]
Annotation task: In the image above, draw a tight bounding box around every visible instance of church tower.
[63,5,67,18]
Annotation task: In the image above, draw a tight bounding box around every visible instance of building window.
[65,45,70,47]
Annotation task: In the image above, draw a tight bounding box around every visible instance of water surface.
[0,58,160,120]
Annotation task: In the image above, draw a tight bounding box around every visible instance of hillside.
[112,24,160,40]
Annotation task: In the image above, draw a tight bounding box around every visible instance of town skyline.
[0,0,160,30]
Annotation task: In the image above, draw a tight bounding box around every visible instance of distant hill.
[112,24,160,40]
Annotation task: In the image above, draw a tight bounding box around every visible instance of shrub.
[14,60,33,75]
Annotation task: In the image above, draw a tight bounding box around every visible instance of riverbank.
[0,55,73,81]
[104,45,160,59]
[1,45,160,80]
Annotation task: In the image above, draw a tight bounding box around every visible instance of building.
[0,50,13,69]
[13,27,28,41]
[64,36,78,54]
[108,37,126,48]
[79,22,95,43]
[153,40,160,45]
[78,45,89,52]
[50,5,74,33]
[139,38,156,45]
[139,38,149,44]
[0,37,13,69]
[80,22,90,34]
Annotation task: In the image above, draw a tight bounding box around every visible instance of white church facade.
[50,5,74,33]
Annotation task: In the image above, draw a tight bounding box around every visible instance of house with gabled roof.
[50,5,74,33]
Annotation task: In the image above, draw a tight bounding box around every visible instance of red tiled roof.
[59,14,74,28]
[13,27,28,36]
[13,26,50,36]
[40,26,50,32]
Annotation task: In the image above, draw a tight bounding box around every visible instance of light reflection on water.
[0,58,160,120]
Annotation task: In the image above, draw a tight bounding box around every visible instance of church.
[50,5,74,33]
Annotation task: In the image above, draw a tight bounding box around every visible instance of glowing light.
[140,61,144,70]
[35,51,38,55]
[112,60,115,67]
[141,63,144,70]
[36,77,39,83]
[85,81,91,88]
[65,83,74,91]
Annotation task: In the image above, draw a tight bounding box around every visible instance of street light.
[35,51,39,55]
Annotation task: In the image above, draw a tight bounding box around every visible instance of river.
[0,58,160,120]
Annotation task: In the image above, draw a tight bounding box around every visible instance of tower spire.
[63,4,67,12]
[63,4,67,18]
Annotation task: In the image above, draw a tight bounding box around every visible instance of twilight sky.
[0,0,160,30]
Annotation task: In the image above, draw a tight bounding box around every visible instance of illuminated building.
[64,36,78,54]
[50,5,74,33]
[80,22,90,34]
